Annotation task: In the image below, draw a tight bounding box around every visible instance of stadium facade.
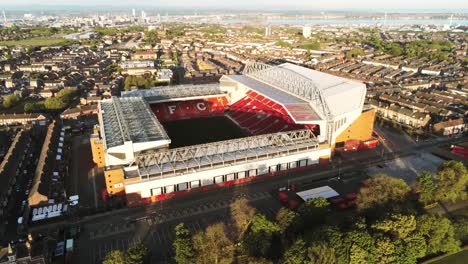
[91,63,376,204]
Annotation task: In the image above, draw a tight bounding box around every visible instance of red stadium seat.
[150,96,228,122]
[226,91,308,135]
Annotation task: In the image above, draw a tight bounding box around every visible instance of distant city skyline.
[2,0,468,11]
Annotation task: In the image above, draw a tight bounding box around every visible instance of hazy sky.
[2,0,468,10]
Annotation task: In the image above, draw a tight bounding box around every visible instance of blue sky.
[2,0,468,10]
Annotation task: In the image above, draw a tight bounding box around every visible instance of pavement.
[367,152,445,184]
[69,134,102,209]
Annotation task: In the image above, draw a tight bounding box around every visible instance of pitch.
[162,116,247,148]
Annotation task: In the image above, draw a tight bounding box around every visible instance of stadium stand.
[150,96,228,122]
[227,89,305,135]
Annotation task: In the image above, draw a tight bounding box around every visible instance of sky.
[2,0,468,11]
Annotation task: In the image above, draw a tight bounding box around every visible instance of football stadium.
[90,62,377,204]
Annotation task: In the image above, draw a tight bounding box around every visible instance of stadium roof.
[121,84,225,103]
[100,97,169,149]
[132,129,319,178]
[242,62,366,119]
[225,75,321,122]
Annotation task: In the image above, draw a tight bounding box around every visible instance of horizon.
[1,0,468,13]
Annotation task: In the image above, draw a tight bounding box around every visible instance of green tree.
[44,97,66,110]
[452,216,468,245]
[384,43,404,56]
[371,214,416,239]
[192,232,210,264]
[2,94,20,109]
[276,207,297,234]
[356,174,411,212]
[344,230,376,264]
[103,250,125,264]
[173,223,194,264]
[433,161,468,203]
[193,223,234,264]
[307,241,338,264]
[282,239,306,264]
[125,243,147,264]
[416,214,461,255]
[399,232,427,263]
[297,197,330,227]
[24,101,44,113]
[346,48,364,58]
[44,88,77,110]
[24,102,36,113]
[374,236,399,264]
[307,226,345,264]
[414,171,436,204]
[230,198,256,240]
[242,214,280,257]
[144,30,160,45]
[106,63,122,75]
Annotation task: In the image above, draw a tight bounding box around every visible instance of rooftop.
[132,129,319,179]
[226,75,321,122]
[100,97,169,149]
[242,62,366,119]
[121,84,225,103]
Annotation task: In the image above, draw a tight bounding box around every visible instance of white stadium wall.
[125,147,331,198]
[105,139,171,166]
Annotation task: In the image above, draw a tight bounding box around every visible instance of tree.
[343,230,376,264]
[371,214,416,239]
[230,198,256,240]
[345,48,364,58]
[374,236,399,264]
[276,207,297,234]
[242,214,280,257]
[193,223,234,264]
[24,102,36,112]
[125,243,147,264]
[2,94,20,109]
[356,174,411,212]
[173,223,194,264]
[384,43,403,56]
[399,232,427,263]
[307,241,338,264]
[282,239,306,264]
[433,161,468,203]
[24,102,44,113]
[44,88,77,110]
[307,226,345,264]
[297,197,330,227]
[416,214,461,255]
[452,216,468,245]
[106,63,122,75]
[44,96,66,110]
[103,250,125,264]
[414,171,436,204]
[144,30,160,45]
